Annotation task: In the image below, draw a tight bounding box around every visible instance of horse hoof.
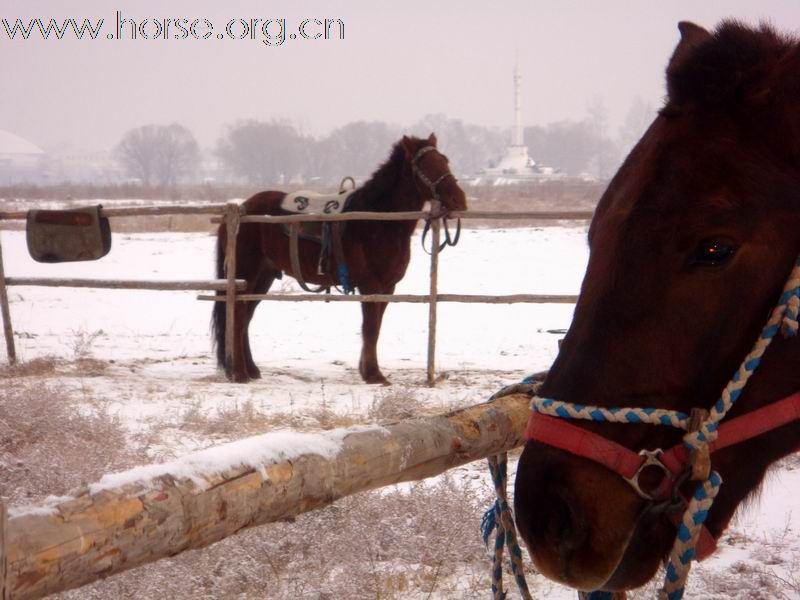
[230,372,251,383]
[364,374,390,385]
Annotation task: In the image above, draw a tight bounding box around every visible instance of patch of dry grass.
[368,387,430,423]
[176,398,365,438]
[0,355,110,379]
[0,356,59,378]
[0,380,138,505]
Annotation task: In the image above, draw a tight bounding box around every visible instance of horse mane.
[346,142,407,212]
[664,20,798,114]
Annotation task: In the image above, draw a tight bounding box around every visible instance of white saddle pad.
[281,190,355,215]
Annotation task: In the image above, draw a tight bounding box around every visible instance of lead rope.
[486,255,800,600]
[658,255,800,600]
[483,453,533,600]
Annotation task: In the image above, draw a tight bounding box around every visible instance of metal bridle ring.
[623,449,672,501]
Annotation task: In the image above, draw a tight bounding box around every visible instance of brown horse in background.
[515,21,800,593]
[212,134,467,383]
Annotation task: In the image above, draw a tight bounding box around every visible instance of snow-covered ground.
[1,226,798,599]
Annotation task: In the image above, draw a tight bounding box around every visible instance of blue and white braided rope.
[484,453,533,600]
[683,258,800,451]
[660,256,799,599]
[532,398,691,429]
[528,255,800,600]
[660,472,722,600]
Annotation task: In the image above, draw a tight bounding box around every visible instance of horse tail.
[212,222,227,369]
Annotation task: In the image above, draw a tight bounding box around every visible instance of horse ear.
[669,21,711,72]
[666,21,717,105]
[401,135,415,159]
[427,133,438,146]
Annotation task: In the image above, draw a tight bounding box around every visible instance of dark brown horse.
[514,21,800,594]
[212,134,467,383]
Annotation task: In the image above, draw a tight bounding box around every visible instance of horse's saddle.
[280,189,356,290]
[26,205,111,263]
[281,190,353,216]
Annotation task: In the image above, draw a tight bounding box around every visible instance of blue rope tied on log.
[484,453,532,600]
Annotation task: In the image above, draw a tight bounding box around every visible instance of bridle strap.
[665,389,800,463]
[421,216,461,254]
[525,390,800,560]
[526,391,800,492]
[411,145,455,200]
[411,145,462,254]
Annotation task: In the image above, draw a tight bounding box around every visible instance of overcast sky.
[2,0,798,153]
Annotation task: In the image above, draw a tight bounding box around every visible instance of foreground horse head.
[514,21,800,592]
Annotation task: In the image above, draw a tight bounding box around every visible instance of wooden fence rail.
[231,208,594,224]
[0,201,591,380]
[197,292,580,304]
[6,278,246,291]
[3,393,531,600]
[0,204,227,221]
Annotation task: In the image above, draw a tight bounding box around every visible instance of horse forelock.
[594,106,794,250]
[666,20,798,115]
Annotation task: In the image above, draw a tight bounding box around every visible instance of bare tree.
[524,120,601,176]
[618,96,657,153]
[115,124,199,185]
[312,121,397,180]
[410,114,506,176]
[216,120,308,185]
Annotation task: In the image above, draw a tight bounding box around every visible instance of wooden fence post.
[0,499,7,600]
[0,236,16,365]
[223,202,240,375]
[426,201,441,386]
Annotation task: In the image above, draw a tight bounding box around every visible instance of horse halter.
[411,145,455,202]
[524,255,800,600]
[411,146,462,253]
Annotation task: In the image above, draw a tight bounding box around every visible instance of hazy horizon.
[2,1,798,153]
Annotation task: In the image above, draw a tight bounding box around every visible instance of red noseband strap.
[524,390,800,560]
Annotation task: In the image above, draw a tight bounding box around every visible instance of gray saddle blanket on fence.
[281,189,355,216]
[26,205,111,263]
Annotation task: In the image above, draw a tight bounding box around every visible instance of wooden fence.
[0,201,591,383]
[0,392,532,599]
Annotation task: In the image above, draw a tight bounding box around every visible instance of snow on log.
[5,393,530,599]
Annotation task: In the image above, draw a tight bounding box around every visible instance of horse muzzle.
[515,442,651,591]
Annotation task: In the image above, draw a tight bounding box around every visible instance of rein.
[486,255,800,600]
[411,145,462,254]
[421,216,461,254]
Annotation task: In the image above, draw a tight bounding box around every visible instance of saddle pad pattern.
[281,190,355,215]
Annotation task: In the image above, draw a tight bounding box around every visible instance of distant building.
[479,64,562,183]
[0,129,45,184]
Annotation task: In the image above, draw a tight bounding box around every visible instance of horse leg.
[229,300,252,383]
[358,284,393,385]
[242,269,278,380]
[223,226,273,383]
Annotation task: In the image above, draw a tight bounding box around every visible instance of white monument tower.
[483,61,541,176]
[512,60,525,147]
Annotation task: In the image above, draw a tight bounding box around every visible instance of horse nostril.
[542,487,587,553]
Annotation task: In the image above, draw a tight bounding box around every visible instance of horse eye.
[691,237,737,267]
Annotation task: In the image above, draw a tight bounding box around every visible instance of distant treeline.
[6,98,656,189]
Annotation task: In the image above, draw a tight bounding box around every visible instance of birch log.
[6,393,531,599]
